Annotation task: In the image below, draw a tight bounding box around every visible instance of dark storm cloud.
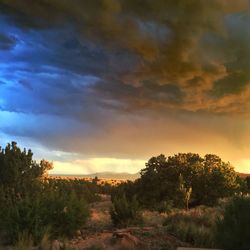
[0,33,15,50]
[18,79,33,90]
[0,0,250,162]
[212,72,249,97]
[1,0,249,115]
[94,79,184,113]
[0,15,138,122]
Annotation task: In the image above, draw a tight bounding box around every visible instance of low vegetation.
[0,142,99,248]
[1,141,250,249]
[110,194,142,227]
[163,206,222,248]
[215,196,250,250]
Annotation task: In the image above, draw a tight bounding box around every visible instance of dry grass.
[163,206,223,248]
[142,210,168,226]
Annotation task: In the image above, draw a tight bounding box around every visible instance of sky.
[0,0,250,174]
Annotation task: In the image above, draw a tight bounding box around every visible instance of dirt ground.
[66,195,181,250]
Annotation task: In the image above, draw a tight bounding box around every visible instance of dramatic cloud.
[0,33,16,50]
[0,0,250,173]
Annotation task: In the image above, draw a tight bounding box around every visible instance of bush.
[42,189,89,238]
[163,206,221,248]
[155,200,173,214]
[1,193,48,244]
[110,194,142,227]
[215,196,250,250]
[45,178,101,203]
[0,189,89,244]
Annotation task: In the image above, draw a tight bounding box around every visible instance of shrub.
[163,206,220,248]
[45,178,101,203]
[215,196,250,250]
[0,189,89,245]
[1,194,48,244]
[42,189,89,238]
[155,200,173,214]
[110,194,142,227]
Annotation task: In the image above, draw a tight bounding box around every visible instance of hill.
[50,171,250,181]
[237,172,250,178]
[49,171,140,180]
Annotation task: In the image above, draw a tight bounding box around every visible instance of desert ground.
[61,194,180,250]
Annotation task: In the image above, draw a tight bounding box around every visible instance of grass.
[0,231,57,250]
[12,232,33,250]
[163,206,223,248]
[142,210,168,226]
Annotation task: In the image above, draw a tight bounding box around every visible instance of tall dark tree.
[134,153,240,208]
[0,141,52,196]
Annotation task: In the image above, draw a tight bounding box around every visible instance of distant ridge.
[50,171,250,180]
[237,172,250,178]
[49,171,140,180]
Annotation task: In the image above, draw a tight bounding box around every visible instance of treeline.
[112,153,246,211]
[113,153,245,209]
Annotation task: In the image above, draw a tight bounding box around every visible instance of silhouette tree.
[0,142,53,196]
[134,153,240,208]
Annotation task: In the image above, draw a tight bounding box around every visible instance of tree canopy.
[128,153,242,208]
[0,141,52,194]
